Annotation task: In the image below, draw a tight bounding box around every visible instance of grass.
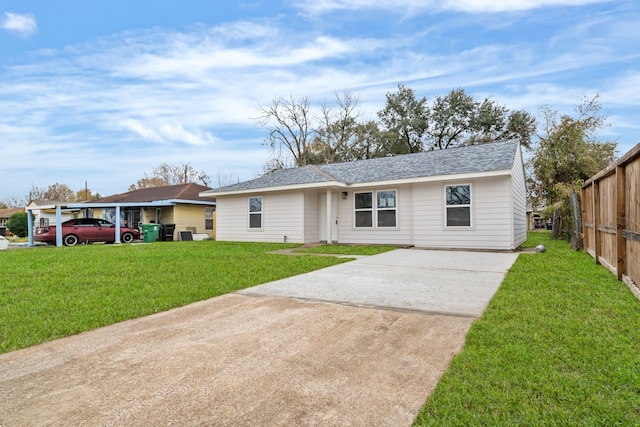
[415,232,640,426]
[0,240,351,354]
[295,243,398,256]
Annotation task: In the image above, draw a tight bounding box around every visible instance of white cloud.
[295,0,610,15]
[119,118,216,146]
[1,12,37,37]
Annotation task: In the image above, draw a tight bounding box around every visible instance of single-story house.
[94,183,217,240]
[200,139,527,251]
[0,207,25,235]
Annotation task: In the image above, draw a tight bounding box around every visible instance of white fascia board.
[345,169,512,189]
[26,201,177,210]
[199,181,346,197]
[168,199,216,206]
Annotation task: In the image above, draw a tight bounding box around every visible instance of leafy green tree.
[7,212,29,238]
[532,95,616,206]
[429,88,476,149]
[377,83,429,154]
[531,95,617,242]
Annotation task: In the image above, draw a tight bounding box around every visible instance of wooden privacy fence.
[582,143,640,287]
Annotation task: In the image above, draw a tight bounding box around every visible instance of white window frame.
[205,207,214,230]
[354,189,398,229]
[444,183,473,228]
[354,191,373,228]
[248,196,263,230]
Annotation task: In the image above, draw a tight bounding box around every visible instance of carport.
[26,201,177,247]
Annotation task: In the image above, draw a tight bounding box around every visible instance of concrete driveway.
[0,249,518,426]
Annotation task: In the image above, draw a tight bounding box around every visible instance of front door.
[319,193,338,243]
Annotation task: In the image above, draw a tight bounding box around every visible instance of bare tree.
[256,95,314,167]
[215,169,238,188]
[129,162,210,190]
[310,90,362,163]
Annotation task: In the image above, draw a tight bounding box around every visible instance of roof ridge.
[309,164,339,182]
[175,182,192,198]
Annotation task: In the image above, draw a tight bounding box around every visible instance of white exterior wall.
[337,185,414,245]
[511,145,527,248]
[216,192,305,243]
[303,190,320,243]
[412,176,515,250]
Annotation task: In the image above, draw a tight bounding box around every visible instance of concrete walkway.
[0,249,519,426]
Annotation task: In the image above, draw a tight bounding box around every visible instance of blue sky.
[1,0,639,201]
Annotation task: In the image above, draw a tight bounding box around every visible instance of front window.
[249,196,263,229]
[445,184,471,227]
[354,192,373,227]
[355,190,397,228]
[205,207,214,230]
[376,190,397,227]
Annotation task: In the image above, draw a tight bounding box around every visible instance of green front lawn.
[415,232,640,425]
[0,241,351,354]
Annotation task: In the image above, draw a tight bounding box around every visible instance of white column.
[27,210,34,246]
[115,205,121,243]
[55,206,62,247]
[326,189,333,245]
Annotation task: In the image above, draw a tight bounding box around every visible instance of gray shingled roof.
[205,139,519,194]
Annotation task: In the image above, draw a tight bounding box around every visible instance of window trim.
[353,189,398,229]
[248,195,263,230]
[354,191,373,228]
[444,183,473,229]
[205,207,215,230]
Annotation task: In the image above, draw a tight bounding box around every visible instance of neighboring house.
[0,207,25,234]
[200,139,527,251]
[26,200,78,228]
[95,183,217,240]
[526,203,548,230]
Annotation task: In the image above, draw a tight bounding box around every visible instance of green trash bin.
[141,223,160,243]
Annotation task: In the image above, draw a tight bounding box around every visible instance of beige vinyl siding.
[216,192,305,243]
[304,190,320,243]
[413,176,515,250]
[511,145,527,248]
[337,185,413,245]
[173,204,214,238]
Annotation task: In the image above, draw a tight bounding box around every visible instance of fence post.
[593,180,601,264]
[616,166,626,280]
[569,191,583,250]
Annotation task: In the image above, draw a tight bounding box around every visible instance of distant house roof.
[202,139,520,196]
[28,200,69,207]
[0,207,24,219]
[96,183,214,204]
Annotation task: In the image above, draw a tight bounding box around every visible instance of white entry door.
[319,193,338,242]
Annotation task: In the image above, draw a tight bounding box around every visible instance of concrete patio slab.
[240,249,519,317]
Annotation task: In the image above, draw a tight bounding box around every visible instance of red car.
[35,218,140,246]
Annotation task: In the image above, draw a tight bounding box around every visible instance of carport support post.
[115,205,121,243]
[326,189,333,245]
[27,209,34,246]
[55,206,63,247]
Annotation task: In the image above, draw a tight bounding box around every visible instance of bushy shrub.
[7,212,29,238]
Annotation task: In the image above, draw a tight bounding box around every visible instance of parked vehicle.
[35,218,140,246]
